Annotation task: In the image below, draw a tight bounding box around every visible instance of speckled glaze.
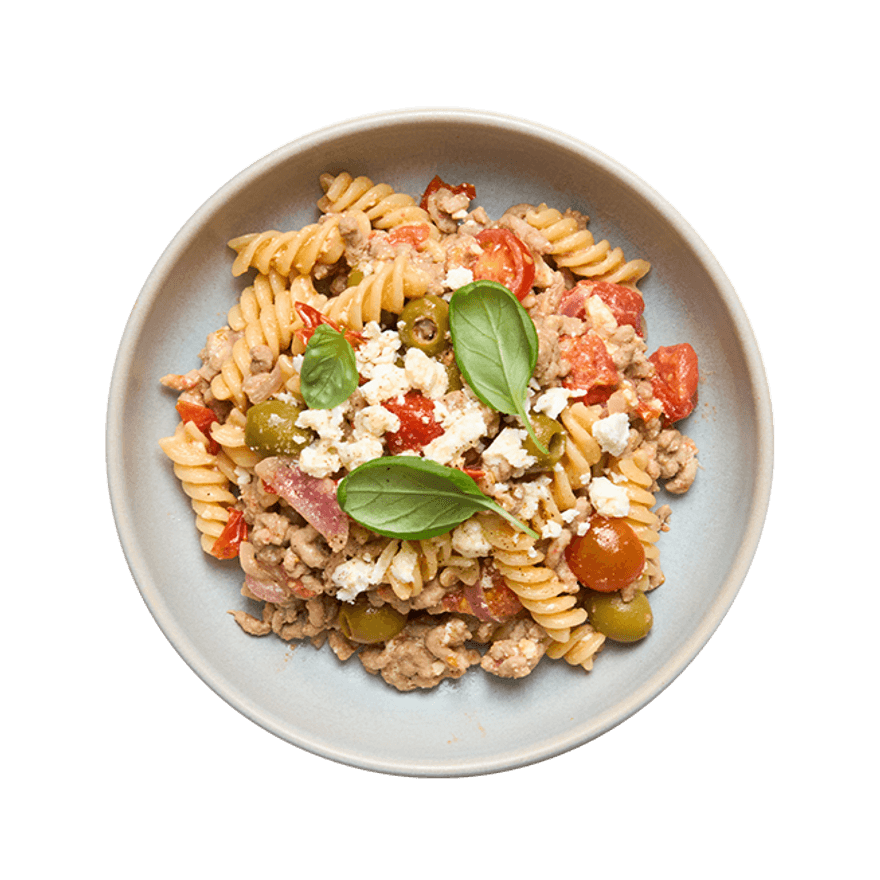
[106,109,773,776]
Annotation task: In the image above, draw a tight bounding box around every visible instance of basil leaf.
[449,280,546,453]
[300,323,359,410]
[337,456,538,540]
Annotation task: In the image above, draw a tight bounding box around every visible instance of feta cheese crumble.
[482,427,536,472]
[588,476,631,518]
[591,412,630,456]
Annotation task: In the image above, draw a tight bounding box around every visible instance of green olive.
[524,414,566,469]
[398,295,449,357]
[583,589,653,643]
[346,268,365,287]
[444,359,463,391]
[338,599,407,645]
[244,399,313,457]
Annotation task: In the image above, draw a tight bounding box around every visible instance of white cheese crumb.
[359,363,412,405]
[404,348,449,399]
[591,412,630,456]
[337,436,384,471]
[332,558,378,603]
[588,477,631,518]
[296,405,347,441]
[451,518,492,558]
[444,266,473,291]
[354,322,402,378]
[390,542,419,584]
[297,442,342,478]
[540,520,563,539]
[533,387,576,420]
[576,520,590,536]
[482,427,536,472]
[421,396,488,465]
[586,294,619,337]
[353,405,400,438]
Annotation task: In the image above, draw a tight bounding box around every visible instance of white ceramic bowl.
[107,109,772,776]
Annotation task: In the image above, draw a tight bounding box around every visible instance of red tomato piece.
[381,392,445,453]
[559,332,621,405]
[649,343,699,423]
[590,281,646,334]
[564,515,645,593]
[387,224,431,249]
[210,509,248,560]
[176,399,220,454]
[419,175,477,210]
[472,228,536,301]
[441,570,522,622]
[293,301,362,347]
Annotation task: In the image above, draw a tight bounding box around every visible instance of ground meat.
[358,617,481,691]
[480,619,548,679]
[228,609,272,636]
[654,429,699,494]
[425,187,472,233]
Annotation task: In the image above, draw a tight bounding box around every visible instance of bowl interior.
[107,110,772,776]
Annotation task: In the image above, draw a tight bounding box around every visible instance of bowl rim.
[106,108,774,776]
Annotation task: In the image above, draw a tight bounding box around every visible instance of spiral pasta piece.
[521,204,650,286]
[317,172,437,233]
[557,402,604,495]
[545,623,606,671]
[607,450,664,592]
[372,535,453,601]
[210,408,261,479]
[159,421,237,553]
[324,251,429,330]
[480,515,586,642]
[228,216,345,279]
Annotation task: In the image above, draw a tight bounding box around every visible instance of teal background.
[9,4,872,878]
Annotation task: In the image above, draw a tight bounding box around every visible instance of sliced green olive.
[583,589,653,643]
[244,399,313,457]
[444,359,463,391]
[346,268,365,287]
[398,295,449,357]
[524,414,566,469]
[338,599,407,644]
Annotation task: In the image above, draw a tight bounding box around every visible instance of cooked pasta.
[158,420,237,553]
[607,450,666,594]
[480,514,587,642]
[545,623,606,670]
[228,217,345,278]
[517,203,651,287]
[323,250,430,330]
[159,169,701,691]
[318,172,437,232]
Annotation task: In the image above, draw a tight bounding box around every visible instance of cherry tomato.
[471,228,536,301]
[649,343,699,423]
[176,399,220,454]
[387,224,431,249]
[589,281,645,334]
[210,509,248,560]
[559,332,621,405]
[442,576,522,622]
[293,301,362,347]
[381,391,445,453]
[564,515,645,593]
[419,175,477,210]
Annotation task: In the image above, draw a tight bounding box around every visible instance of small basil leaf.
[337,456,538,540]
[300,323,358,410]
[449,280,547,454]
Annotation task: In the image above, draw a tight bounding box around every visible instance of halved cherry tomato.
[176,399,220,454]
[210,509,248,560]
[387,224,431,249]
[564,515,645,593]
[381,391,445,453]
[294,301,363,347]
[419,175,477,211]
[649,343,699,423]
[589,281,645,335]
[559,332,621,405]
[472,228,536,301]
